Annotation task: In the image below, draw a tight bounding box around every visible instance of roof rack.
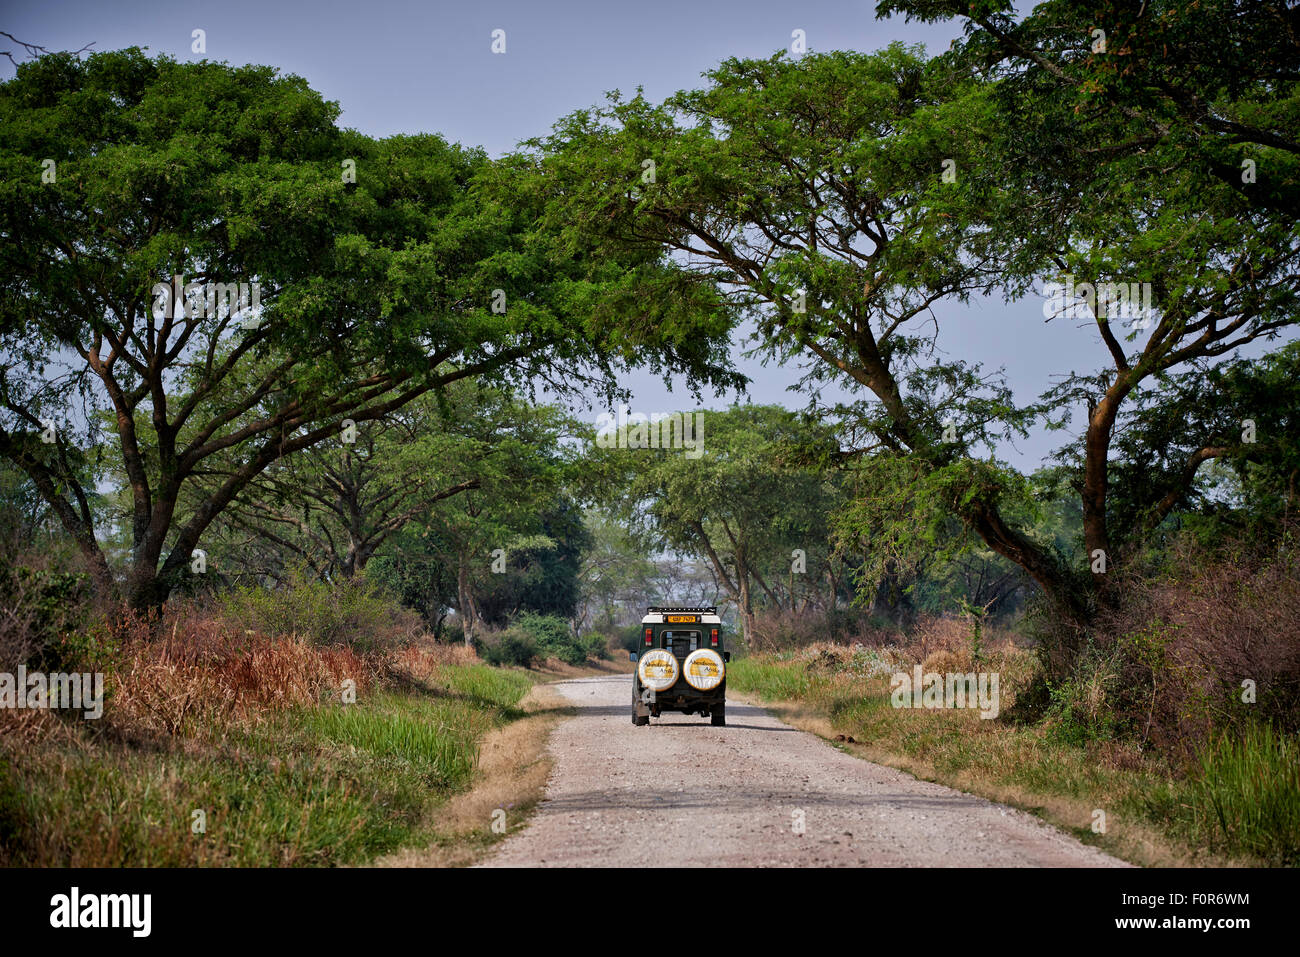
[647,605,717,614]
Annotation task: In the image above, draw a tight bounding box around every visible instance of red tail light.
[645,628,653,646]
[710,628,719,646]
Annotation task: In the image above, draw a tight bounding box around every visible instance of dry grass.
[111,630,374,740]
[0,598,547,867]
[728,643,1276,867]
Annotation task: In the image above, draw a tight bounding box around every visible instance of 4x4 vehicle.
[630,606,730,726]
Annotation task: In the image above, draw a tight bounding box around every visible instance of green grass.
[439,665,533,714]
[0,663,534,867]
[1183,723,1300,865]
[727,656,814,699]
[294,694,485,789]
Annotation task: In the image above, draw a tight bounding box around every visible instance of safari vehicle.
[630,606,730,726]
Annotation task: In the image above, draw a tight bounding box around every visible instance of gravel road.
[478,675,1130,867]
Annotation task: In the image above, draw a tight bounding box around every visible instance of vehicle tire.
[711,706,726,727]
[632,684,650,725]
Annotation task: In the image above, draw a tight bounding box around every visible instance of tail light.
[710,628,719,647]
[645,627,653,646]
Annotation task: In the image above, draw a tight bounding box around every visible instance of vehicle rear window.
[662,630,700,655]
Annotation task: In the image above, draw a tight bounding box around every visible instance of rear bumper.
[634,676,726,716]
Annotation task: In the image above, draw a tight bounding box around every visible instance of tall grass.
[439,665,533,713]
[0,592,536,867]
[727,657,812,699]
[1186,723,1300,865]
[297,694,485,789]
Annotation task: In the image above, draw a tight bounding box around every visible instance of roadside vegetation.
[0,573,559,867]
[728,530,1300,867]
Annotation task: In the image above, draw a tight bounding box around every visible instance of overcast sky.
[2,0,1233,471]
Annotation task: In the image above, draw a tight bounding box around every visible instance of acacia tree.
[395,396,579,643]
[0,49,740,613]
[585,404,836,644]
[879,0,1300,219]
[529,42,1299,636]
[879,0,1300,599]
[189,382,520,583]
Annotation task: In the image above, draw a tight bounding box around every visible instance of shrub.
[581,633,611,661]
[218,569,421,650]
[474,628,539,668]
[1090,531,1299,758]
[0,548,92,670]
[514,612,587,665]
[438,620,465,646]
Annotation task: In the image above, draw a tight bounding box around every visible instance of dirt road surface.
[478,675,1130,867]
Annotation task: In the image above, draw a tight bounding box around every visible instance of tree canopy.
[0,48,741,612]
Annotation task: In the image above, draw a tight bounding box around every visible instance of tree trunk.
[965,502,1091,644]
[1081,389,1127,607]
[456,558,478,646]
[737,568,756,649]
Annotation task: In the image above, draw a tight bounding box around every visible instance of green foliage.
[581,633,611,661]
[834,454,1040,603]
[0,549,92,669]
[365,394,591,636]
[217,568,416,649]
[43,621,122,677]
[475,612,606,667]
[476,497,592,627]
[474,628,539,669]
[0,47,741,612]
[1044,675,1120,747]
[515,612,588,665]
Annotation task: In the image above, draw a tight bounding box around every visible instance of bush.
[474,628,539,668]
[0,548,92,670]
[1043,650,1121,746]
[1017,526,1300,760]
[514,613,587,665]
[582,633,611,661]
[438,620,464,646]
[218,569,421,650]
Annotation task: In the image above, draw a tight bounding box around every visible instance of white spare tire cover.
[638,649,679,692]
[683,648,725,691]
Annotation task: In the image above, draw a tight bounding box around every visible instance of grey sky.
[4,1,1257,471]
